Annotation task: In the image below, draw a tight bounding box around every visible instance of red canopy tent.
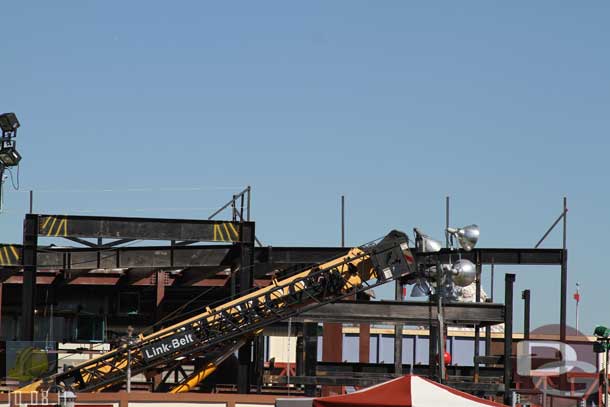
[312,375,507,407]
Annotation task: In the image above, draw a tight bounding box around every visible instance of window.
[118,292,140,315]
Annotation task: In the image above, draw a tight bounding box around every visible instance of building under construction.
[0,189,597,407]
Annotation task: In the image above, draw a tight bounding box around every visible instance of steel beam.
[155,271,165,326]
[303,322,318,397]
[21,214,38,341]
[267,375,504,394]
[394,280,403,375]
[297,301,505,326]
[474,254,482,382]
[1,245,563,271]
[0,244,22,267]
[35,214,253,243]
[522,289,531,340]
[237,221,255,394]
[416,248,564,265]
[175,267,228,286]
[0,282,3,334]
[504,273,516,405]
[359,323,370,363]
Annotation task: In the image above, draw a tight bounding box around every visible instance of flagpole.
[575,283,580,332]
[576,298,579,332]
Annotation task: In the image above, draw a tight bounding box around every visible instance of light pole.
[0,112,22,212]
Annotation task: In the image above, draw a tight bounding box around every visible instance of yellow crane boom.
[17,230,415,393]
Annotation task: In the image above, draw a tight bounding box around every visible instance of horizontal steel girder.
[266,375,505,394]
[36,214,253,242]
[0,246,562,269]
[296,300,505,326]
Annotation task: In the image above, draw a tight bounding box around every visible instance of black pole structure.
[394,280,403,375]
[473,253,482,382]
[303,322,318,397]
[485,259,495,358]
[522,289,531,340]
[246,185,251,222]
[237,221,256,394]
[504,273,516,405]
[341,195,345,248]
[560,197,567,342]
[445,196,450,248]
[21,214,39,341]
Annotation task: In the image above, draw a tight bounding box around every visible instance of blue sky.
[1,2,609,333]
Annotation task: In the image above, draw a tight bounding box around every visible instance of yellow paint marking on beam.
[0,248,4,265]
[222,223,232,242]
[47,217,57,236]
[10,245,19,260]
[3,247,9,264]
[55,219,67,237]
[228,223,240,240]
[41,216,52,229]
[213,224,224,242]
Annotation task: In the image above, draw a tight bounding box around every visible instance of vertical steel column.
[237,222,256,394]
[155,271,165,325]
[522,289,531,340]
[394,280,403,375]
[504,273,516,405]
[296,334,304,376]
[152,270,166,390]
[359,323,370,363]
[429,309,438,377]
[341,195,345,247]
[0,282,3,335]
[474,255,482,382]
[246,186,251,222]
[560,196,568,342]
[21,214,38,341]
[436,261,446,383]
[303,322,318,397]
[485,324,492,357]
[485,260,495,358]
[253,335,265,393]
[445,196,450,248]
[322,323,343,396]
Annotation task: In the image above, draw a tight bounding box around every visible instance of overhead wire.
[12,186,242,194]
[5,165,19,190]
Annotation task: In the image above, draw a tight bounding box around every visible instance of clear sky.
[1,2,609,333]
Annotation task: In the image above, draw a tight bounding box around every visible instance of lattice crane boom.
[17,230,415,393]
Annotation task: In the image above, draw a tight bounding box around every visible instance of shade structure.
[312,375,507,407]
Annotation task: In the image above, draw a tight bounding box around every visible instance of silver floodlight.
[414,228,442,253]
[411,279,433,297]
[450,259,476,287]
[447,224,480,251]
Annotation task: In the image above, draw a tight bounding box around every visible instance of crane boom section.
[18,230,414,393]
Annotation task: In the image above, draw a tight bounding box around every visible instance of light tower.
[0,112,22,211]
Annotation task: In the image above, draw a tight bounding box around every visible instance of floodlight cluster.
[0,112,22,167]
[410,224,480,300]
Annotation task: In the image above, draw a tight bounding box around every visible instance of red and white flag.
[573,283,580,303]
